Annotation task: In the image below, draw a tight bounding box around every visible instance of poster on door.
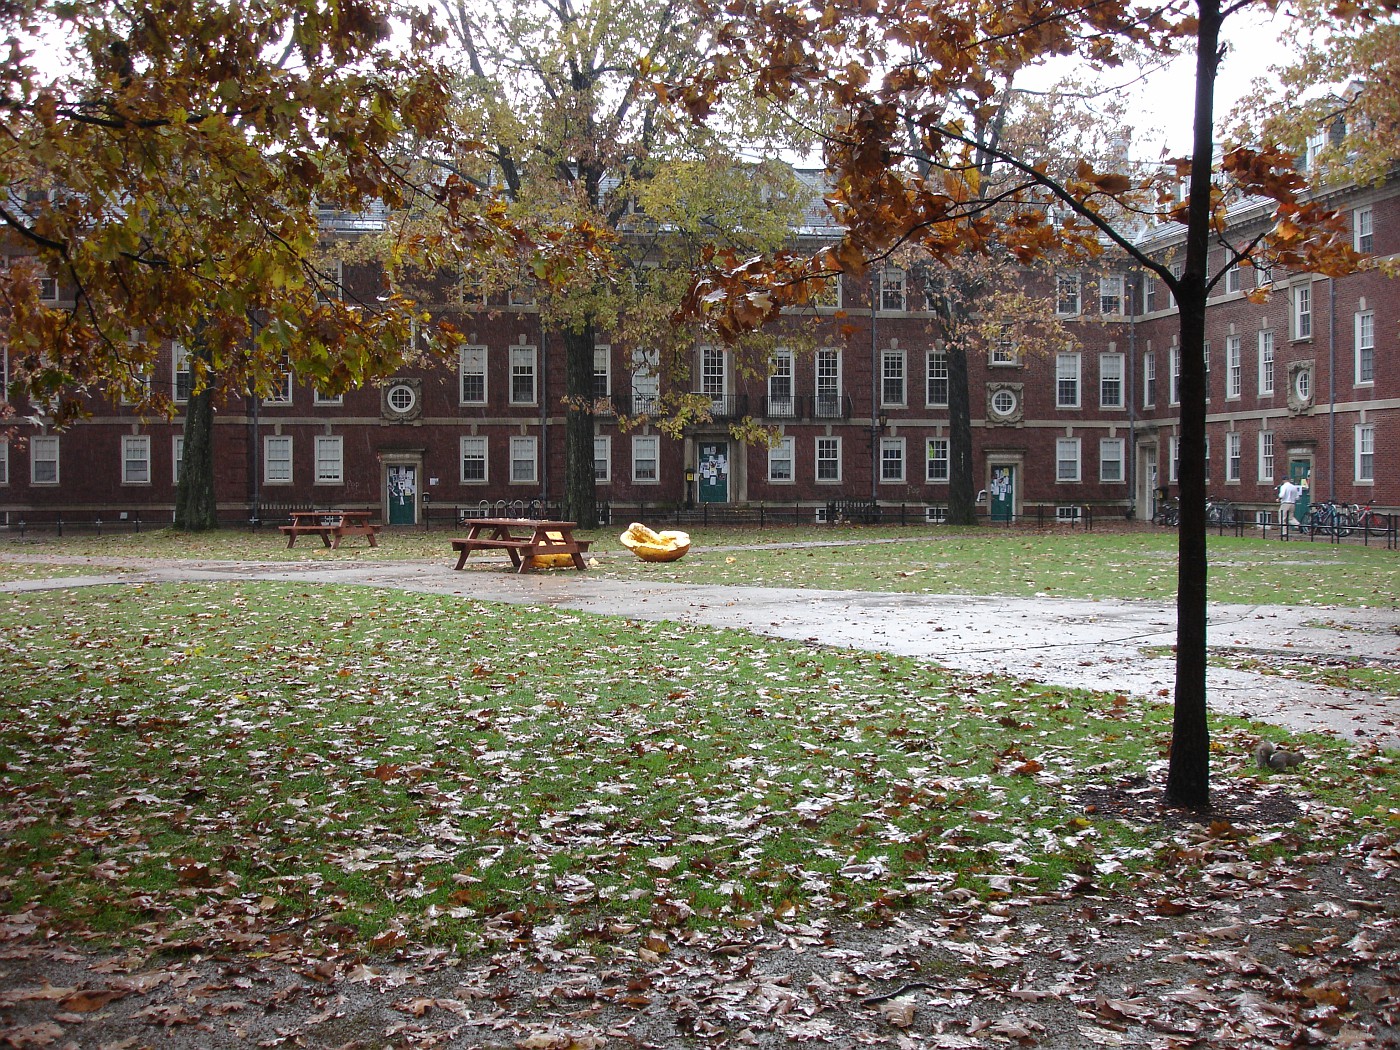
[387,465,417,525]
[698,442,728,503]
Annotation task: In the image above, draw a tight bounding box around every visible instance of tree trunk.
[1164,0,1223,810]
[174,382,218,531]
[562,322,599,529]
[946,341,976,525]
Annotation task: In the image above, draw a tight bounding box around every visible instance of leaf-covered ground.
[1,579,1397,1047]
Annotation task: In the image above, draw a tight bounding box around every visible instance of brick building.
[2,174,1395,529]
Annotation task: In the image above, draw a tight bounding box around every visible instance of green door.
[989,465,1015,522]
[698,442,728,503]
[1290,459,1312,523]
[387,465,417,525]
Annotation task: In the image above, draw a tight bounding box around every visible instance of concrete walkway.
[5,554,1398,748]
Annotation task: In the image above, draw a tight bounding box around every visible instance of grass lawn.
[3,523,1397,605]
[1,580,1397,960]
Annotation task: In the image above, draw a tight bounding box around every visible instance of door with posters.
[989,465,1015,523]
[698,442,728,503]
[386,465,417,525]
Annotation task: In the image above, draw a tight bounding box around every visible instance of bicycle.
[1349,501,1391,538]
[1304,500,1345,536]
[1153,497,1179,526]
[1205,496,1235,527]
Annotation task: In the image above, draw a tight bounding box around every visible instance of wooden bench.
[450,519,589,572]
[279,510,382,549]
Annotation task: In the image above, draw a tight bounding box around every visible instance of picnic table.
[279,510,383,549]
[451,518,590,572]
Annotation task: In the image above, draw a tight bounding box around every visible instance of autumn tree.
[0,0,552,527]
[676,0,1374,807]
[435,0,812,527]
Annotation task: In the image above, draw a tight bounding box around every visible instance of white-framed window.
[314,435,343,484]
[38,271,58,302]
[1099,353,1124,409]
[1056,273,1081,317]
[1056,437,1081,482]
[173,342,191,403]
[990,388,1018,417]
[1258,329,1275,395]
[460,346,487,405]
[172,435,183,484]
[1255,260,1274,288]
[1295,367,1313,402]
[768,436,795,482]
[1226,335,1241,399]
[509,345,537,405]
[508,284,536,307]
[926,349,949,407]
[1099,438,1124,483]
[1143,351,1156,408]
[815,348,842,417]
[30,435,58,484]
[632,435,659,483]
[1099,274,1124,316]
[1293,284,1312,340]
[1055,352,1080,408]
[1226,431,1241,482]
[1145,275,1158,312]
[385,383,417,415]
[264,435,292,484]
[1168,261,1182,307]
[1258,431,1275,482]
[1204,435,1211,481]
[315,260,343,303]
[121,435,150,484]
[1354,206,1373,254]
[263,359,293,405]
[631,349,660,413]
[509,435,538,484]
[460,436,488,483]
[1168,436,1179,483]
[593,435,611,483]
[990,332,1019,365]
[1355,424,1375,483]
[701,345,728,407]
[811,275,842,308]
[879,268,906,311]
[593,345,611,399]
[881,349,906,407]
[768,349,795,416]
[459,275,488,308]
[926,437,949,483]
[1356,311,1374,386]
[0,440,8,485]
[816,436,841,483]
[879,437,905,483]
[1168,346,1181,406]
[313,389,344,407]
[1225,264,1241,294]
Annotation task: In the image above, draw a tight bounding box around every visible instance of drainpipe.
[1127,272,1138,519]
[1327,276,1336,503]
[869,282,879,504]
[538,311,549,505]
[250,394,260,523]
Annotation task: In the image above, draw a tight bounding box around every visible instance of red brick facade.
[3,179,1396,526]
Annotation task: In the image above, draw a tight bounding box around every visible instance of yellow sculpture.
[619,522,691,562]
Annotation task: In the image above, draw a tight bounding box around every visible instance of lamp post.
[685,468,696,509]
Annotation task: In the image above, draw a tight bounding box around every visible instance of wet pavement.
[5,555,1398,748]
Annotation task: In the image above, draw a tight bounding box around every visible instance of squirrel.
[1254,740,1303,770]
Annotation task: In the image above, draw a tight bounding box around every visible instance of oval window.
[387,384,417,414]
[1294,369,1312,401]
[991,389,1017,416]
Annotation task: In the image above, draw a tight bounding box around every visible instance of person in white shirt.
[1277,478,1302,526]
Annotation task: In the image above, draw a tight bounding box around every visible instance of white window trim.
[172,435,184,485]
[1226,335,1241,400]
[1293,283,1313,341]
[509,435,538,485]
[30,435,59,485]
[594,344,612,399]
[768,349,796,416]
[1258,431,1275,483]
[1056,438,1082,483]
[1099,438,1124,484]
[1143,352,1156,409]
[0,439,8,486]
[460,345,488,406]
[879,268,906,312]
[767,436,795,484]
[1099,353,1125,410]
[631,435,660,484]
[1168,347,1181,406]
[880,349,907,408]
[926,348,949,408]
[879,436,906,484]
[313,389,344,406]
[1226,431,1241,483]
[926,437,950,483]
[1354,206,1373,254]
[1355,311,1375,387]
[593,434,611,484]
[509,345,538,407]
[1355,424,1375,484]
[121,434,151,485]
[1056,352,1081,409]
[1098,275,1124,316]
[314,435,344,485]
[815,436,842,484]
[1258,330,1275,396]
[172,342,191,404]
[1056,273,1081,317]
[460,435,488,485]
[263,435,293,485]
